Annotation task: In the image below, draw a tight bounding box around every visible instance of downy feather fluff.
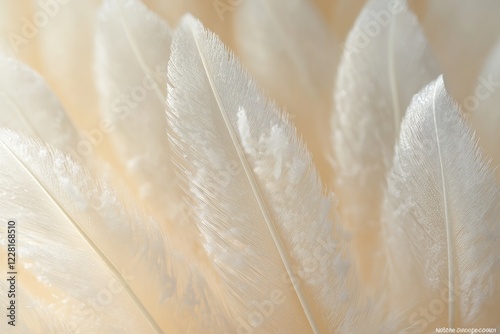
[332,0,439,286]
[382,76,500,330]
[234,0,339,186]
[167,15,397,334]
[0,129,229,333]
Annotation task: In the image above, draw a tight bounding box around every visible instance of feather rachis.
[167,15,398,333]
[0,129,230,333]
[383,76,500,329]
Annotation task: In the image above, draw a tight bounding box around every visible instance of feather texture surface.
[382,76,500,331]
[332,0,439,286]
[0,56,82,158]
[467,40,500,182]
[0,277,75,334]
[95,0,178,215]
[233,0,340,186]
[0,129,229,333]
[166,15,397,334]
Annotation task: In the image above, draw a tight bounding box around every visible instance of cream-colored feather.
[382,76,500,331]
[233,0,340,186]
[0,55,82,160]
[167,15,398,334]
[35,0,101,133]
[94,0,208,264]
[95,0,177,213]
[332,0,439,287]
[0,129,228,334]
[466,40,500,182]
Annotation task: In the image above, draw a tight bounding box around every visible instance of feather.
[466,40,500,182]
[382,76,500,330]
[0,129,229,333]
[166,15,398,333]
[95,0,177,216]
[0,271,83,334]
[233,0,340,186]
[94,0,206,265]
[35,0,101,133]
[0,55,83,160]
[332,0,439,286]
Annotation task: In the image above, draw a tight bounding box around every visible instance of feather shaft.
[383,76,500,328]
[167,15,396,333]
[191,28,320,333]
[432,81,456,326]
[0,134,163,333]
[0,129,229,333]
[332,0,439,287]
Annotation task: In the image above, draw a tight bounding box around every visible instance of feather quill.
[233,0,340,186]
[332,0,439,286]
[382,76,500,330]
[0,129,229,333]
[167,15,397,333]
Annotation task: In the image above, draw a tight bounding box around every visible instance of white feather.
[167,15,398,334]
[95,0,179,215]
[382,76,500,330]
[0,129,229,333]
[0,56,82,160]
[332,0,439,286]
[233,0,340,185]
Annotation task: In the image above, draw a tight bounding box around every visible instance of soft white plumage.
[382,76,500,331]
[233,0,339,186]
[0,0,498,332]
[332,0,439,287]
[0,129,228,333]
[166,15,398,334]
[95,0,175,208]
